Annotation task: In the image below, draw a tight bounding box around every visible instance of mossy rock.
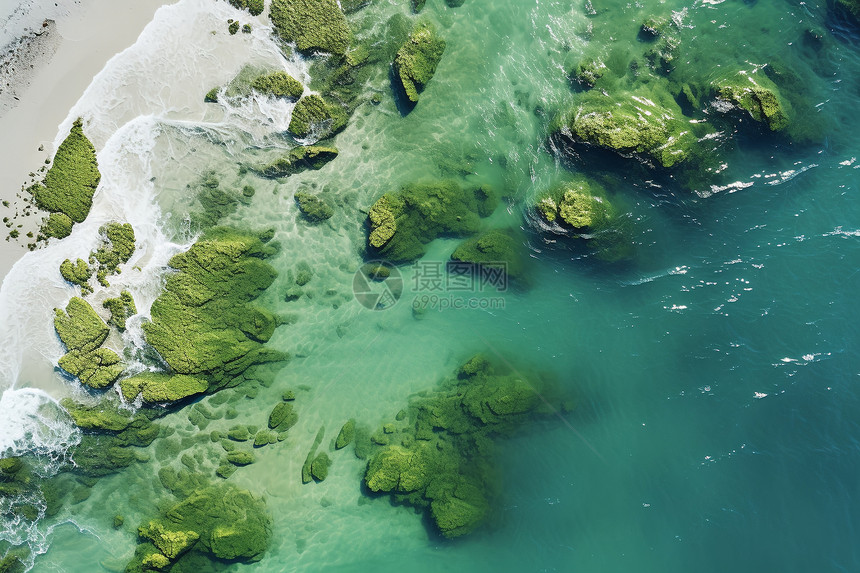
[59,258,92,294]
[32,118,100,224]
[367,181,498,263]
[393,22,446,104]
[713,72,791,132]
[92,222,136,287]
[54,297,124,389]
[119,372,209,404]
[141,228,287,390]
[60,398,135,431]
[125,484,271,571]
[40,212,74,239]
[450,228,527,282]
[288,95,348,139]
[550,90,711,170]
[103,290,136,331]
[571,59,606,89]
[228,426,252,441]
[229,0,264,16]
[294,191,334,222]
[251,71,304,100]
[259,146,339,177]
[269,0,351,56]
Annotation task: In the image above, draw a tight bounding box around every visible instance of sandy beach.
[0,0,168,281]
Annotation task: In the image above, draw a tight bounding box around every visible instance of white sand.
[0,0,170,281]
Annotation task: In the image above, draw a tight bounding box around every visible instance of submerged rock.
[362,356,568,538]
[259,146,339,178]
[393,22,446,105]
[294,191,334,222]
[450,228,528,282]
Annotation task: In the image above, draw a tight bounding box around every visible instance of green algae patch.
[288,94,348,139]
[59,258,93,294]
[250,71,304,100]
[450,228,528,282]
[32,118,100,224]
[141,227,287,393]
[92,223,136,287]
[393,22,446,105]
[119,372,209,404]
[41,212,74,240]
[367,181,498,263]
[269,0,351,56]
[228,0,264,16]
[103,290,136,331]
[362,356,569,538]
[713,72,791,132]
[259,146,339,178]
[294,191,333,222]
[125,484,272,571]
[551,91,706,170]
[311,452,331,481]
[54,297,123,389]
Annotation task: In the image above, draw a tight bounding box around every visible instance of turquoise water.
[3,0,860,571]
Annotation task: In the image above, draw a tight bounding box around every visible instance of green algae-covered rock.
[551,91,704,170]
[142,228,286,390]
[41,212,74,240]
[393,22,446,104]
[335,418,355,449]
[54,297,108,354]
[713,72,791,132]
[363,355,566,538]
[229,0,264,16]
[32,118,100,223]
[571,59,606,89]
[54,297,124,389]
[288,94,348,139]
[450,229,527,282]
[294,191,334,222]
[59,258,93,295]
[251,71,304,99]
[60,398,134,432]
[311,452,331,481]
[270,0,351,56]
[228,426,251,441]
[138,521,199,559]
[119,372,209,404]
[533,177,635,262]
[92,223,135,287]
[260,146,339,178]
[103,290,137,331]
[367,181,498,263]
[125,484,271,571]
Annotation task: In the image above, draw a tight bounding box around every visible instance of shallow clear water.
[3,0,860,571]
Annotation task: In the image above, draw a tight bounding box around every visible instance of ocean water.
[2,0,860,571]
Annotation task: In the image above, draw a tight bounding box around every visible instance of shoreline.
[0,0,170,282]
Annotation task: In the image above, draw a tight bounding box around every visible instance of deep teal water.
[4,0,860,571]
